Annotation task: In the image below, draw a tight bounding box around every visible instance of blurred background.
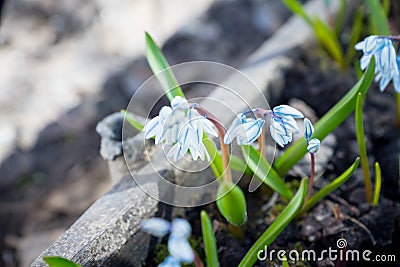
[0,0,293,266]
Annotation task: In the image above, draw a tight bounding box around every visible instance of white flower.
[303,118,320,154]
[141,218,194,266]
[355,36,400,92]
[144,97,218,161]
[304,118,314,142]
[140,218,170,238]
[144,106,172,144]
[158,256,180,267]
[168,108,217,161]
[224,114,265,145]
[307,138,320,154]
[269,105,303,147]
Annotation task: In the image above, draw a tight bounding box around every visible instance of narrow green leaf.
[282,0,314,26]
[145,32,185,101]
[241,145,293,200]
[145,33,224,181]
[43,256,82,267]
[282,256,290,267]
[121,110,144,131]
[301,158,360,214]
[382,0,390,17]
[372,162,382,206]
[365,0,390,35]
[334,0,346,35]
[313,19,344,68]
[201,211,220,267]
[216,182,247,226]
[274,58,375,176]
[203,137,223,179]
[345,10,363,67]
[230,154,252,176]
[238,178,308,267]
[356,93,372,203]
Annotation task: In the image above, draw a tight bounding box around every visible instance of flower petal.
[223,115,244,144]
[171,96,189,110]
[144,116,161,140]
[271,118,287,135]
[201,118,218,137]
[168,237,194,264]
[273,105,304,119]
[303,118,314,142]
[158,256,181,267]
[307,138,320,154]
[281,116,299,134]
[236,118,264,145]
[269,125,285,147]
[141,218,170,238]
[170,218,192,239]
[167,143,185,161]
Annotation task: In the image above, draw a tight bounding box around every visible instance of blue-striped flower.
[141,218,194,266]
[144,97,217,161]
[355,36,400,92]
[223,113,265,145]
[168,108,217,161]
[269,105,304,147]
[303,118,320,154]
[307,138,320,154]
[144,96,188,145]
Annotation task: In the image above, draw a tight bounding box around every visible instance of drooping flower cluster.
[144,97,320,161]
[268,105,304,147]
[355,35,400,93]
[141,218,194,266]
[144,96,217,161]
[304,118,320,154]
[224,105,304,148]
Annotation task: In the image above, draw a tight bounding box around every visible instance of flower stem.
[305,153,315,202]
[193,249,205,267]
[193,105,232,183]
[256,113,265,156]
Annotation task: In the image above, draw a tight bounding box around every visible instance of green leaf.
[334,0,347,35]
[356,93,372,203]
[201,211,220,267]
[238,178,308,267]
[203,137,223,179]
[241,145,293,200]
[274,58,375,177]
[365,0,390,35]
[43,256,82,267]
[372,162,382,206]
[230,154,252,176]
[282,0,314,26]
[121,110,144,131]
[282,256,290,267]
[145,33,223,182]
[216,182,247,226]
[313,18,344,68]
[145,32,185,101]
[300,158,360,214]
[382,0,390,17]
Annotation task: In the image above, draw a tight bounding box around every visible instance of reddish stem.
[256,113,265,156]
[193,249,205,267]
[193,105,232,183]
[306,153,315,201]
